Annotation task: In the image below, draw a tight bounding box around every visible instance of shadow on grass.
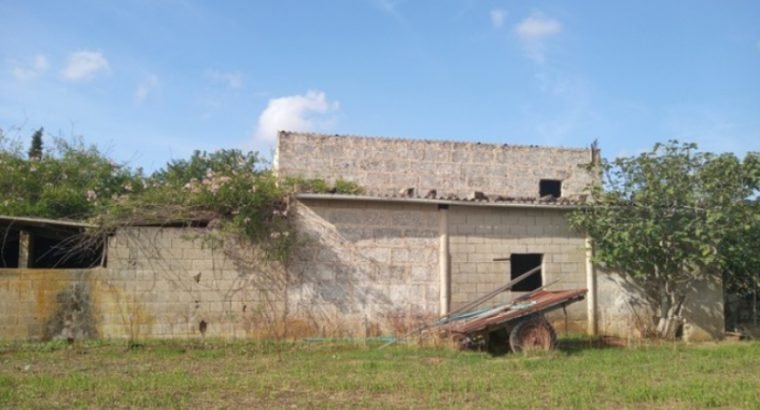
[477,332,626,357]
[557,336,627,355]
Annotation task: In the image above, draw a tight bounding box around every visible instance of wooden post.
[18,230,31,268]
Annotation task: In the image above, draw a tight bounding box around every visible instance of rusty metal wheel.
[509,316,557,353]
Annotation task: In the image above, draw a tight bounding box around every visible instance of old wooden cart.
[438,288,588,352]
[382,263,589,352]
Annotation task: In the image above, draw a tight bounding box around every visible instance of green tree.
[569,141,759,338]
[0,136,144,219]
[28,127,44,160]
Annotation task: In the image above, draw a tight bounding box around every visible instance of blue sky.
[1,0,759,170]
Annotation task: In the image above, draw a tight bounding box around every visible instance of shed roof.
[0,215,97,230]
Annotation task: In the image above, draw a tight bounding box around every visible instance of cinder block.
[183,248,211,260]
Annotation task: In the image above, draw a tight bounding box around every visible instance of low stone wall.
[0,268,98,340]
[596,270,724,342]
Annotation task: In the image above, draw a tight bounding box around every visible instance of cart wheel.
[509,316,557,353]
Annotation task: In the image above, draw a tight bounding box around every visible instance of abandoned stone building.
[0,131,724,342]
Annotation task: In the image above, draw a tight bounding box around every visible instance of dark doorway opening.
[0,229,20,268]
[510,253,543,291]
[539,179,562,198]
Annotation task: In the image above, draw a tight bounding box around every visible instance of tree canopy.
[0,134,143,220]
[569,141,760,337]
[0,129,361,263]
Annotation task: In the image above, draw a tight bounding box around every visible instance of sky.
[1,0,759,171]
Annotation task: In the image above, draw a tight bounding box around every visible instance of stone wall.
[0,269,98,340]
[102,213,441,339]
[291,199,440,335]
[0,200,442,341]
[100,227,277,339]
[596,270,724,342]
[0,202,725,342]
[447,206,589,332]
[275,132,596,199]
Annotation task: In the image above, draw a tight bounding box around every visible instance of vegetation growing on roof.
[283,176,363,195]
[0,128,361,263]
[0,129,145,220]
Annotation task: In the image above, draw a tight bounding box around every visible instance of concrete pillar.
[585,237,597,336]
[18,230,31,268]
[438,205,450,316]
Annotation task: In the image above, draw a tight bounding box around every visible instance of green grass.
[1,338,759,408]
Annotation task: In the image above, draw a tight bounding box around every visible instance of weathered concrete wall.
[103,201,441,338]
[0,269,99,340]
[291,199,440,335]
[100,227,280,339]
[448,206,589,333]
[596,270,724,341]
[276,132,596,199]
[0,202,441,340]
[0,206,725,341]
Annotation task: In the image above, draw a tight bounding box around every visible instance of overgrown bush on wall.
[0,130,144,220]
[0,128,361,263]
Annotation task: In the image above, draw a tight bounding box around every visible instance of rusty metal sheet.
[444,288,587,335]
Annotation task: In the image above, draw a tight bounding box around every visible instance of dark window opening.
[30,233,103,269]
[0,229,20,268]
[510,253,543,291]
[539,179,562,198]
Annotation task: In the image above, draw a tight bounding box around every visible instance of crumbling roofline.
[279,131,594,153]
[295,193,581,210]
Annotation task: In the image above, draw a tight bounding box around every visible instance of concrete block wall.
[0,209,441,341]
[103,227,284,339]
[447,206,589,332]
[0,268,97,340]
[291,199,440,335]
[596,270,724,342]
[275,132,596,199]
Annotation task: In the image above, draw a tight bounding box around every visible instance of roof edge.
[295,193,581,210]
[279,131,593,153]
[0,215,97,229]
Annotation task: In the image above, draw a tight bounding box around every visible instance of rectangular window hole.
[539,179,562,198]
[30,233,103,269]
[510,253,542,291]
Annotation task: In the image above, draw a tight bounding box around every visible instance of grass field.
[1,338,759,409]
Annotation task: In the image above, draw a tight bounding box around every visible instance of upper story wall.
[275,132,598,198]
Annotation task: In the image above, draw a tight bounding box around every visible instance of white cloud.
[254,90,339,143]
[11,54,49,80]
[62,50,110,81]
[208,70,243,89]
[514,12,562,64]
[515,13,561,40]
[490,9,507,29]
[135,74,159,105]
